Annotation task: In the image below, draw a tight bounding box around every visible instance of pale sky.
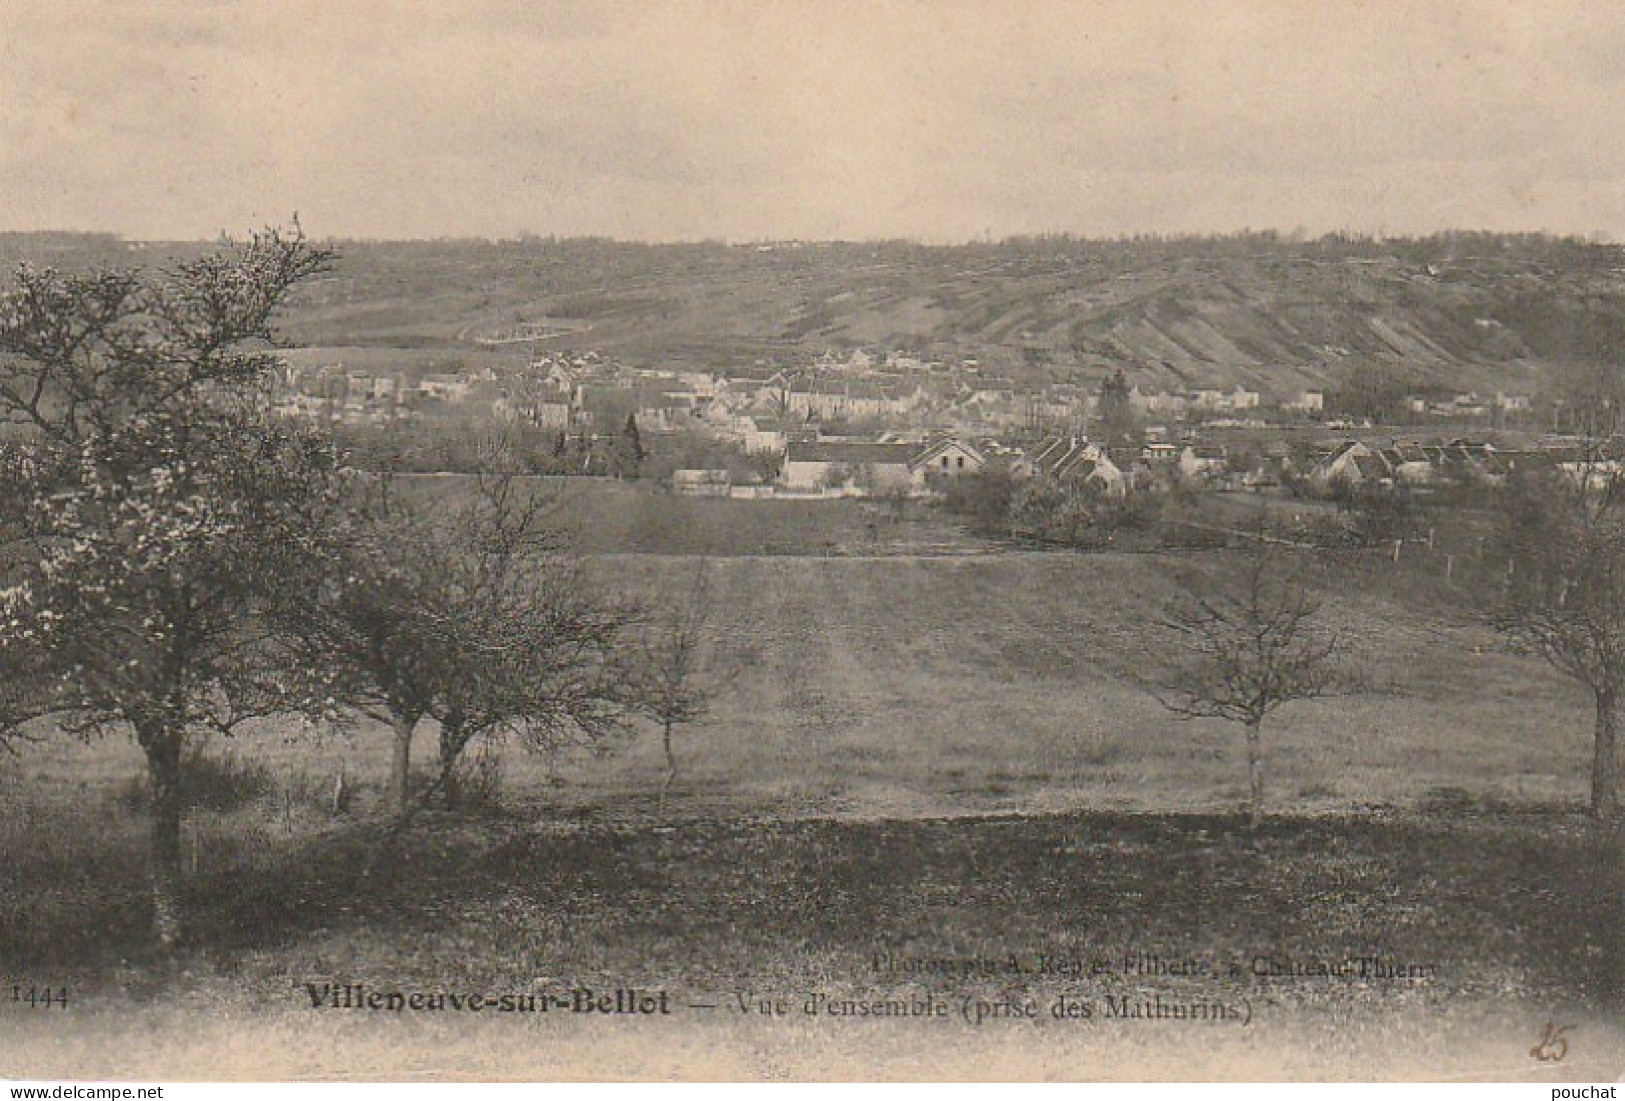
[2,1,1622,242]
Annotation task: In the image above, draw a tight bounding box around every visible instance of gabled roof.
[913,436,987,467]
[844,382,893,401]
[635,376,698,394]
[1548,445,1625,466]
[1323,440,1365,463]
[1351,453,1392,481]
[1024,435,1097,473]
[785,441,918,466]
[1023,436,1121,482]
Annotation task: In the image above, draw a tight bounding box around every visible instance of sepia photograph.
[2,0,1624,1086]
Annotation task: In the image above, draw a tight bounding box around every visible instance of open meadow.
[392,474,992,557]
[6,541,1622,1080]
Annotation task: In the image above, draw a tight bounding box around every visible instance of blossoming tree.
[0,226,341,944]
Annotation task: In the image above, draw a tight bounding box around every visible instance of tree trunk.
[439,727,461,808]
[436,716,478,809]
[145,732,185,948]
[389,713,416,819]
[658,719,678,812]
[662,719,677,794]
[1594,691,1621,822]
[1244,720,1265,831]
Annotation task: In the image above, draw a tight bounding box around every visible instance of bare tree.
[426,522,638,807]
[1487,464,1625,820]
[308,445,638,819]
[1548,361,1625,443]
[633,560,713,803]
[1148,538,1348,828]
[765,371,800,429]
[300,472,443,816]
[1477,356,1625,820]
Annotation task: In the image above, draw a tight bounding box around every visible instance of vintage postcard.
[2,0,1624,1085]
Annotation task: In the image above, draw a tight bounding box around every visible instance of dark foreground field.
[5,802,1624,1080]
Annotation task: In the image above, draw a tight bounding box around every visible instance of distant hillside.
[6,231,1625,397]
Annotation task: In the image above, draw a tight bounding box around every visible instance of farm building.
[780,440,920,493]
[913,436,987,480]
[1014,435,1128,496]
[1308,441,1390,490]
[1178,445,1229,481]
[671,469,732,497]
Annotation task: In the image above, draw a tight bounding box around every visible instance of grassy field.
[4,551,1587,826]
[397,475,995,557]
[4,548,1619,1080]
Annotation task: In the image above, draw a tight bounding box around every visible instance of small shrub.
[943,469,1018,535]
[1073,736,1125,768]
[185,748,275,812]
[444,737,504,810]
[1159,518,1231,550]
[117,743,275,814]
[276,766,356,818]
[1419,785,1481,816]
[1345,487,1422,548]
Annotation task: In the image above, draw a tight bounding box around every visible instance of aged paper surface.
[3,0,1625,1084]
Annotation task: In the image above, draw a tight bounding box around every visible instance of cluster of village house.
[717,433,1621,501]
[1298,439,1623,493]
[272,348,1573,498]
